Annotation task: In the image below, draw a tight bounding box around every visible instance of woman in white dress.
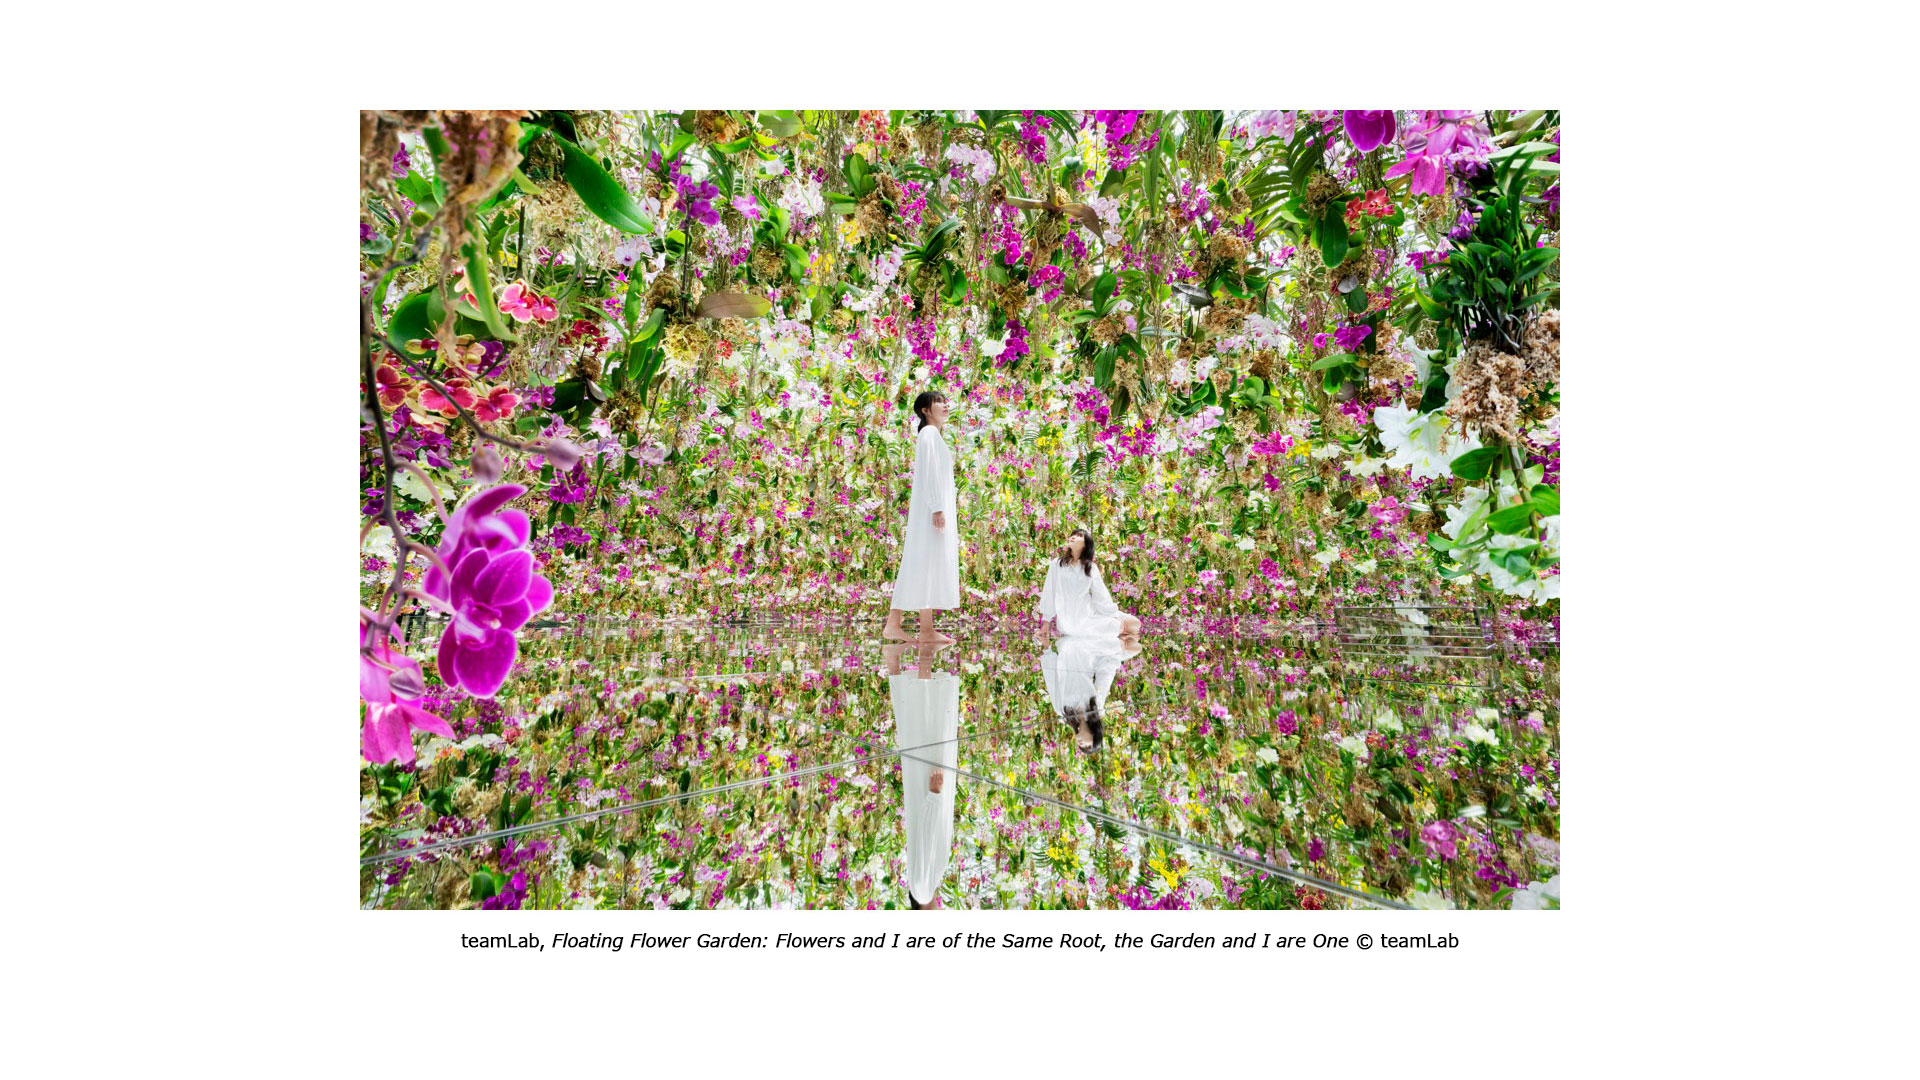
[885,648,960,910]
[1036,528,1142,639]
[884,391,960,643]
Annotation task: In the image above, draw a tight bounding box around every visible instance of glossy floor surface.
[361,609,1560,910]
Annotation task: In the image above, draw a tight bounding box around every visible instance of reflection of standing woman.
[889,666,959,910]
[884,391,960,643]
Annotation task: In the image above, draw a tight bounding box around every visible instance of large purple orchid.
[422,483,554,697]
[360,620,453,764]
[1342,110,1396,154]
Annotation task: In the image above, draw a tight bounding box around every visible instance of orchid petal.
[475,549,533,606]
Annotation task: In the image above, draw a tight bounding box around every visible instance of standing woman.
[1036,528,1143,639]
[884,390,960,643]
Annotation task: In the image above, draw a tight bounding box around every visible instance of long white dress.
[890,424,961,611]
[890,671,959,906]
[1040,636,1127,718]
[1036,559,1125,636]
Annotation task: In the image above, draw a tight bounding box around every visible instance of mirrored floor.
[362,613,1561,910]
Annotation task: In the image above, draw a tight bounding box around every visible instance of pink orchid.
[472,386,521,423]
[1342,110,1396,153]
[360,621,453,764]
[1419,819,1461,861]
[418,378,478,419]
[374,362,411,410]
[498,280,540,323]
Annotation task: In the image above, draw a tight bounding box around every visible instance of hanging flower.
[359,620,453,764]
[472,386,521,423]
[499,280,558,324]
[422,484,555,697]
[1342,110,1396,153]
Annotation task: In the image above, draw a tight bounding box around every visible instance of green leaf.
[1092,271,1118,313]
[844,152,871,196]
[633,306,667,342]
[469,871,499,902]
[1309,352,1353,372]
[555,137,651,234]
[1528,486,1560,516]
[461,230,518,343]
[664,131,696,162]
[760,111,802,138]
[386,292,435,356]
[1449,447,1500,481]
[1319,203,1350,267]
[1486,504,1536,534]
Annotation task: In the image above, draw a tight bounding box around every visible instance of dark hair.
[911,390,948,431]
[1057,527,1096,576]
[907,892,922,910]
[1064,698,1104,754]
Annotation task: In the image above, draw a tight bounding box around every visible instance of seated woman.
[1035,528,1142,639]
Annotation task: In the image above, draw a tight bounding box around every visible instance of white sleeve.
[1090,566,1122,617]
[1036,562,1057,618]
[916,430,951,516]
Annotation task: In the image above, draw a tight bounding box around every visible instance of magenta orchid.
[1386,110,1489,197]
[360,620,453,764]
[1342,110,1396,153]
[422,484,554,697]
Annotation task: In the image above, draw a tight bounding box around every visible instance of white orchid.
[1372,404,1481,481]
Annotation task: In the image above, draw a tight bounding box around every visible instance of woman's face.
[1063,532,1086,559]
[926,398,951,426]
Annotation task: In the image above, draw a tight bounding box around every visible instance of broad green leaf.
[1319,204,1349,267]
[1487,504,1536,534]
[1529,486,1560,516]
[760,110,802,138]
[555,137,651,234]
[1309,352,1354,372]
[1449,447,1500,481]
[633,306,668,342]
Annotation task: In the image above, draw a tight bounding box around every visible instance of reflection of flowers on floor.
[361,626,1558,910]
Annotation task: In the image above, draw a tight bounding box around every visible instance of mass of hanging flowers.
[358,109,1561,910]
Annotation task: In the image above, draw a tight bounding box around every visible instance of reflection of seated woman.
[886,646,959,910]
[1040,635,1139,753]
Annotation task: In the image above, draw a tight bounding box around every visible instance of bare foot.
[916,631,956,644]
[929,768,945,794]
[882,623,911,641]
